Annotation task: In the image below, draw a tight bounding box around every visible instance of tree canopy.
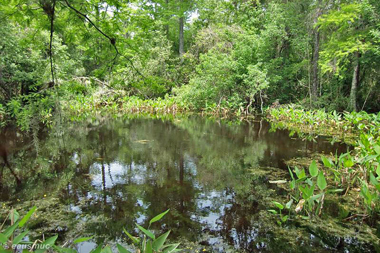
[1,0,380,127]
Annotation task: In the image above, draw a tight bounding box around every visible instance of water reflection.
[0,117,351,252]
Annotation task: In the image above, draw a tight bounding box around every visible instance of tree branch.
[63,0,119,56]
[62,0,145,79]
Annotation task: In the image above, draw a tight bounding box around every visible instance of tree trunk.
[349,51,360,112]
[49,0,56,85]
[311,0,322,104]
[311,29,320,99]
[179,0,184,62]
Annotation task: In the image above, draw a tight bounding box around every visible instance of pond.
[1,116,376,252]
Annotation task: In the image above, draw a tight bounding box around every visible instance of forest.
[0,0,380,252]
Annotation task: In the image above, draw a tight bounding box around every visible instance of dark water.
[1,116,370,252]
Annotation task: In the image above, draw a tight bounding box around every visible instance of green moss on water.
[0,198,76,239]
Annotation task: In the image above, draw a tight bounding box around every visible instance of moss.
[0,198,77,241]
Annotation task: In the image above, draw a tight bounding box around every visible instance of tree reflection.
[0,117,348,251]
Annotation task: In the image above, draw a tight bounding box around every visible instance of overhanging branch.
[63,0,119,58]
[61,0,145,79]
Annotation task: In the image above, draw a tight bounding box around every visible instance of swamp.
[1,0,380,252]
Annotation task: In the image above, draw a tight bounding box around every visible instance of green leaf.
[343,155,354,168]
[90,245,103,253]
[53,246,76,253]
[268,210,277,214]
[285,199,293,209]
[135,224,155,239]
[309,160,319,177]
[4,222,19,238]
[13,230,29,245]
[123,228,139,244]
[370,172,380,191]
[149,209,170,225]
[306,178,314,186]
[73,236,94,244]
[41,235,58,247]
[317,172,327,190]
[362,155,379,163]
[117,244,131,253]
[146,240,153,253]
[299,169,306,179]
[0,233,8,243]
[12,210,20,222]
[163,243,181,253]
[35,235,58,252]
[288,167,295,180]
[101,246,112,253]
[294,167,306,179]
[360,135,370,149]
[290,179,296,190]
[300,185,315,199]
[374,145,380,155]
[308,185,316,197]
[310,193,323,202]
[272,201,284,210]
[153,231,170,251]
[326,189,344,193]
[19,206,37,228]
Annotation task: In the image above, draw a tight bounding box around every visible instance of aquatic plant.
[0,206,62,252]
[268,200,293,226]
[123,209,180,253]
[61,86,185,122]
[268,106,380,219]
[0,208,179,253]
[268,105,380,143]
[287,161,336,216]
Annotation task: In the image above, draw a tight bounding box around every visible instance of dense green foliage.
[1,0,380,130]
